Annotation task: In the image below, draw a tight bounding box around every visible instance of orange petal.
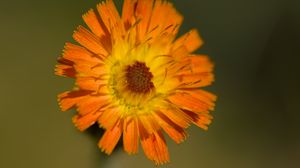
[74,63,107,78]
[62,43,103,66]
[123,116,139,154]
[183,89,216,110]
[72,111,102,131]
[148,0,183,38]
[175,72,215,88]
[189,55,214,73]
[173,29,203,53]
[55,64,76,78]
[168,91,214,113]
[73,26,108,57]
[154,111,187,144]
[178,55,214,75]
[97,0,122,33]
[61,43,108,78]
[98,120,122,155]
[83,9,112,52]
[122,0,138,29]
[171,45,189,60]
[138,114,161,135]
[76,77,107,91]
[159,107,191,129]
[166,46,190,76]
[83,9,106,38]
[57,90,93,112]
[77,95,110,116]
[135,0,154,40]
[167,61,191,78]
[98,107,121,130]
[140,130,170,165]
[194,113,213,130]
[57,57,74,66]
[182,110,213,130]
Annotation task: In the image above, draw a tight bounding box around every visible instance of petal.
[175,72,215,88]
[61,43,109,77]
[166,46,190,76]
[182,110,213,130]
[194,113,213,130]
[55,64,76,78]
[82,9,107,38]
[173,29,203,53]
[62,43,103,66]
[97,0,122,33]
[183,89,216,110]
[154,111,187,144]
[159,107,191,129]
[74,63,107,78]
[72,111,102,131]
[171,45,189,60]
[148,0,183,38]
[140,130,170,165]
[135,0,154,40]
[57,90,93,112]
[167,63,191,79]
[168,91,214,113]
[123,116,139,154]
[174,89,216,130]
[98,120,122,155]
[76,77,107,91]
[138,114,161,135]
[179,55,214,75]
[122,0,138,29]
[77,95,110,116]
[73,26,108,57]
[98,107,121,130]
[57,57,74,65]
[189,55,214,73]
[83,9,112,52]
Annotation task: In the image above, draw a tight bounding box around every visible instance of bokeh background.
[1,0,299,167]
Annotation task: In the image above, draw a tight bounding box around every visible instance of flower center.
[125,61,154,93]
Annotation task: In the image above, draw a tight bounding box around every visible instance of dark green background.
[0,0,299,167]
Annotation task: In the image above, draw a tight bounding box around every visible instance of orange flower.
[55,0,216,165]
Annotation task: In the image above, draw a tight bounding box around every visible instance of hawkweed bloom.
[55,0,216,165]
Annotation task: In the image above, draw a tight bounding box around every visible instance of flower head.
[56,0,216,165]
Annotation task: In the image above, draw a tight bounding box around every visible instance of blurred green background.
[0,0,299,167]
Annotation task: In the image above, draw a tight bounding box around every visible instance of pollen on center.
[125,61,154,94]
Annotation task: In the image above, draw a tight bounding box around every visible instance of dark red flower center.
[125,61,154,93]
